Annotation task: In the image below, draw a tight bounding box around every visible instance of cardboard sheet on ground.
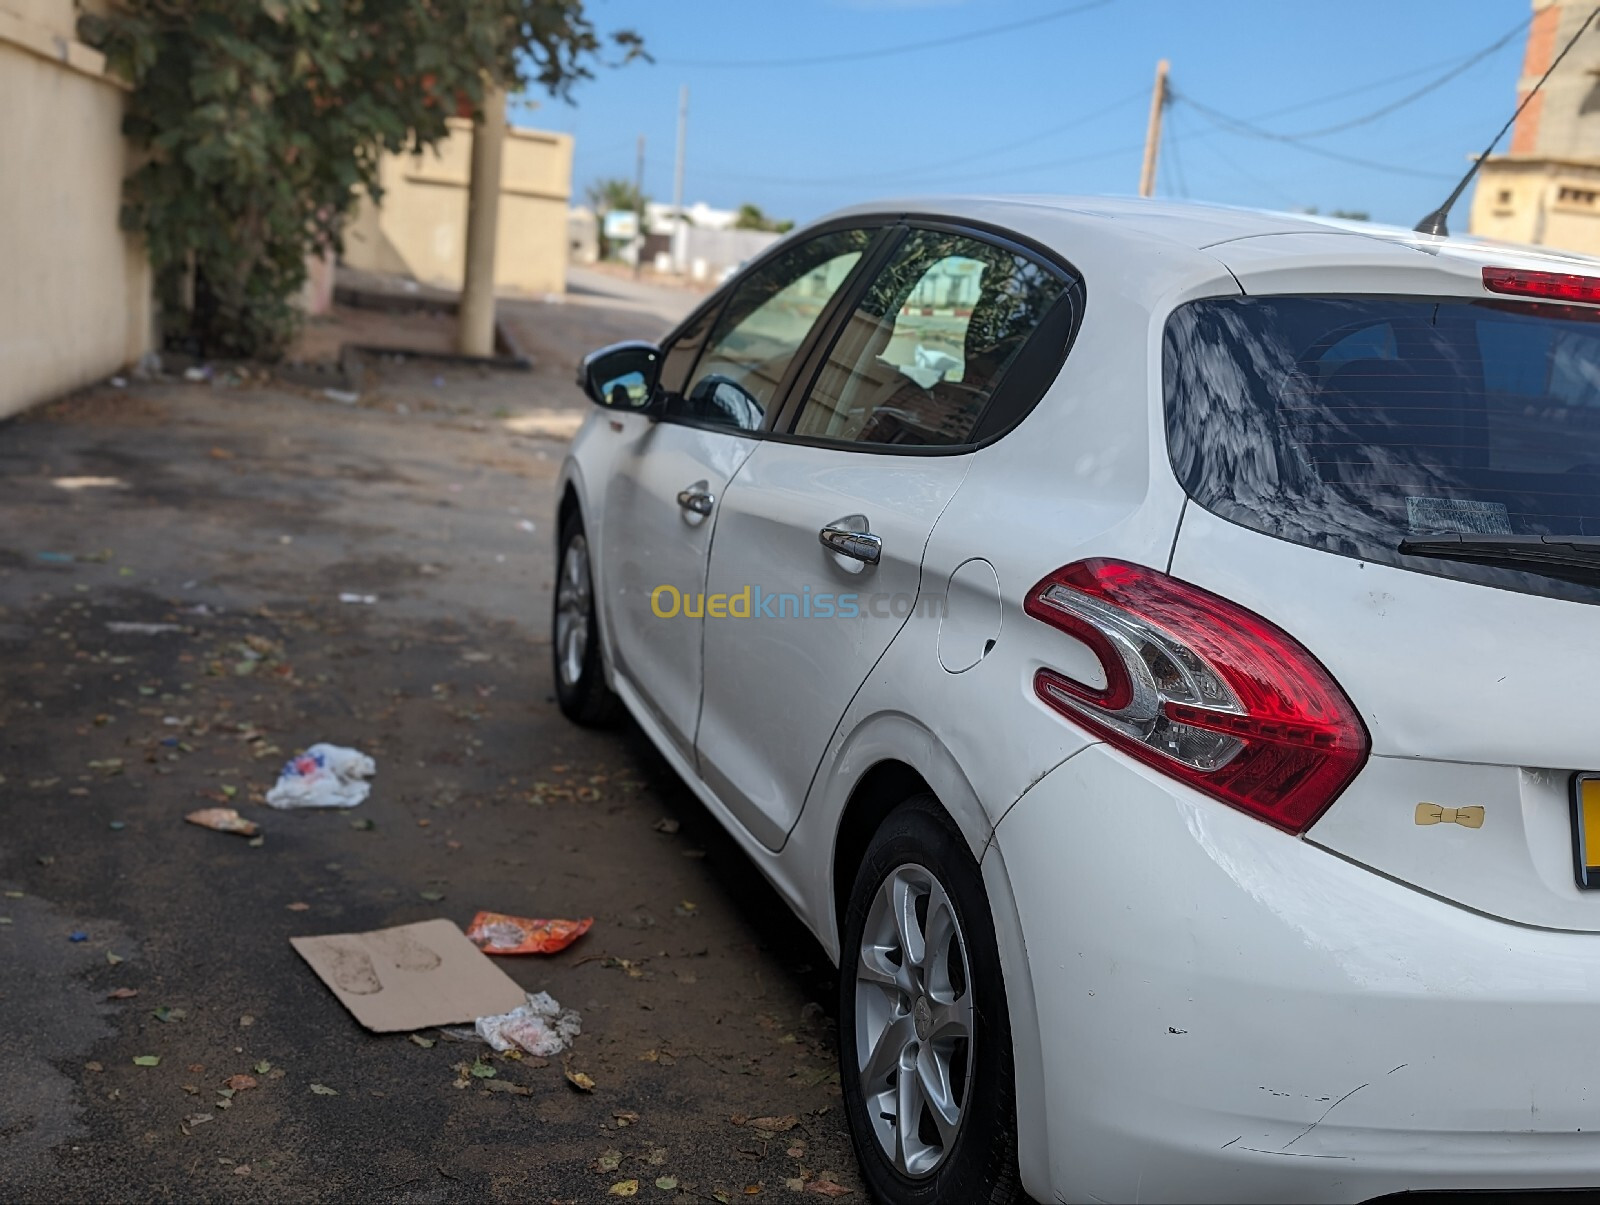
[290,919,525,1032]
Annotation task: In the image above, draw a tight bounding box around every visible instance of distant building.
[644,201,740,234]
[1470,0,1600,254]
[343,118,574,296]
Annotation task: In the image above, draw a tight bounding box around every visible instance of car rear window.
[1164,295,1600,604]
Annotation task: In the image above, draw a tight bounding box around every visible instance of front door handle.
[819,522,882,565]
[677,482,716,516]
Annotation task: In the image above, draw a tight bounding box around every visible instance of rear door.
[599,227,876,760]
[695,225,1076,849]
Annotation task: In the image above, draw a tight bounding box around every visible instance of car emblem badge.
[913,996,932,1042]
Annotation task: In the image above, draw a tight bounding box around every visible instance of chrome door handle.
[819,523,882,565]
[676,483,716,515]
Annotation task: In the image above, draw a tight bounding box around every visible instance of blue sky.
[510,0,1534,228]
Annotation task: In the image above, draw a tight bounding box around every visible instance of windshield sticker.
[1405,497,1513,536]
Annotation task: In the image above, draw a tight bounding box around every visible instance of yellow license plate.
[1573,774,1600,889]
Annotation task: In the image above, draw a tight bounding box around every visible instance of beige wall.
[343,118,573,296]
[0,0,152,419]
[1469,156,1600,256]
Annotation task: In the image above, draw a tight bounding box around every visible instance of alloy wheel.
[555,534,592,688]
[854,862,974,1178]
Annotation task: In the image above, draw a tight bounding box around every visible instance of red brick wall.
[1511,3,1560,154]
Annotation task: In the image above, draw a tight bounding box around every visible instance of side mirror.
[578,341,663,414]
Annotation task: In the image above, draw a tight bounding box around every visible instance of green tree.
[81,1,642,359]
[733,202,794,234]
[585,177,648,261]
[586,177,646,216]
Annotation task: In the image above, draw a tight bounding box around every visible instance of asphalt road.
[0,276,866,1202]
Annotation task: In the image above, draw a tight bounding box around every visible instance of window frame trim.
[650,217,903,440]
[647,213,1086,455]
[766,215,1086,457]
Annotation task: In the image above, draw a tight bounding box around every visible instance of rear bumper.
[993,744,1600,1204]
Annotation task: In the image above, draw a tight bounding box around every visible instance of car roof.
[821,194,1600,276]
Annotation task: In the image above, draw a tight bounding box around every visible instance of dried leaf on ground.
[652,818,680,835]
[107,987,139,1000]
[408,1033,435,1048]
[608,1182,639,1198]
[565,1068,596,1092]
[285,902,310,912]
[132,1055,160,1067]
[309,1083,338,1095]
[224,1074,257,1092]
[469,1059,496,1079]
[655,1177,679,1191]
[482,1080,531,1095]
[185,807,259,837]
[152,1006,186,1023]
[744,1115,798,1135]
[804,1182,852,1198]
[595,1150,623,1172]
[254,1060,272,1074]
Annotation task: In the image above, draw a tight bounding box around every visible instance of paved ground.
[0,275,866,1201]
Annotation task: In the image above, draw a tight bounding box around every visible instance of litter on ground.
[474,991,581,1057]
[265,744,375,809]
[465,911,592,956]
[185,807,260,837]
[290,919,525,1032]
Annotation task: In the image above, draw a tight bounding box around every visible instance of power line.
[1284,12,1530,138]
[656,0,1112,70]
[1190,134,1301,209]
[1176,95,1458,180]
[694,87,1147,190]
[1164,104,1190,199]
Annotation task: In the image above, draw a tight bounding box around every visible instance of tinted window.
[672,229,871,431]
[791,229,1068,447]
[1164,295,1600,603]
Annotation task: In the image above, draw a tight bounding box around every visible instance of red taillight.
[1483,266,1600,304]
[1023,559,1369,835]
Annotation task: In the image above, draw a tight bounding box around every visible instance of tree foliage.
[81,0,642,359]
[585,176,646,215]
[733,202,794,234]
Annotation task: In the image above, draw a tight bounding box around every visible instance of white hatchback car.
[554,197,1600,1203]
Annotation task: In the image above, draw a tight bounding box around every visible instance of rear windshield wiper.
[1398,534,1600,588]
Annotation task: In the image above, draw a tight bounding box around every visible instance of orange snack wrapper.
[465,911,592,955]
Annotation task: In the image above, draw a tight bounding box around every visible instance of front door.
[695,226,1076,848]
[599,226,878,761]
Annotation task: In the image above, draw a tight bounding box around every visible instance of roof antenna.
[1415,5,1600,237]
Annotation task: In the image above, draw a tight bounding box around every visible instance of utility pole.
[1139,58,1170,199]
[671,84,688,274]
[632,134,646,279]
[459,83,507,357]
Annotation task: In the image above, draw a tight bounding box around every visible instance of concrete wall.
[343,118,573,296]
[0,0,152,419]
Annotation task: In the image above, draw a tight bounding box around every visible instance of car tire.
[838,795,1021,1205]
[552,509,624,727]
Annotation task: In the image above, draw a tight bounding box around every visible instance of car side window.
[791,229,1068,447]
[671,229,872,431]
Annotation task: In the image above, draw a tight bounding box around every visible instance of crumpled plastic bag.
[474,991,581,1057]
[466,911,592,955]
[265,743,375,809]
